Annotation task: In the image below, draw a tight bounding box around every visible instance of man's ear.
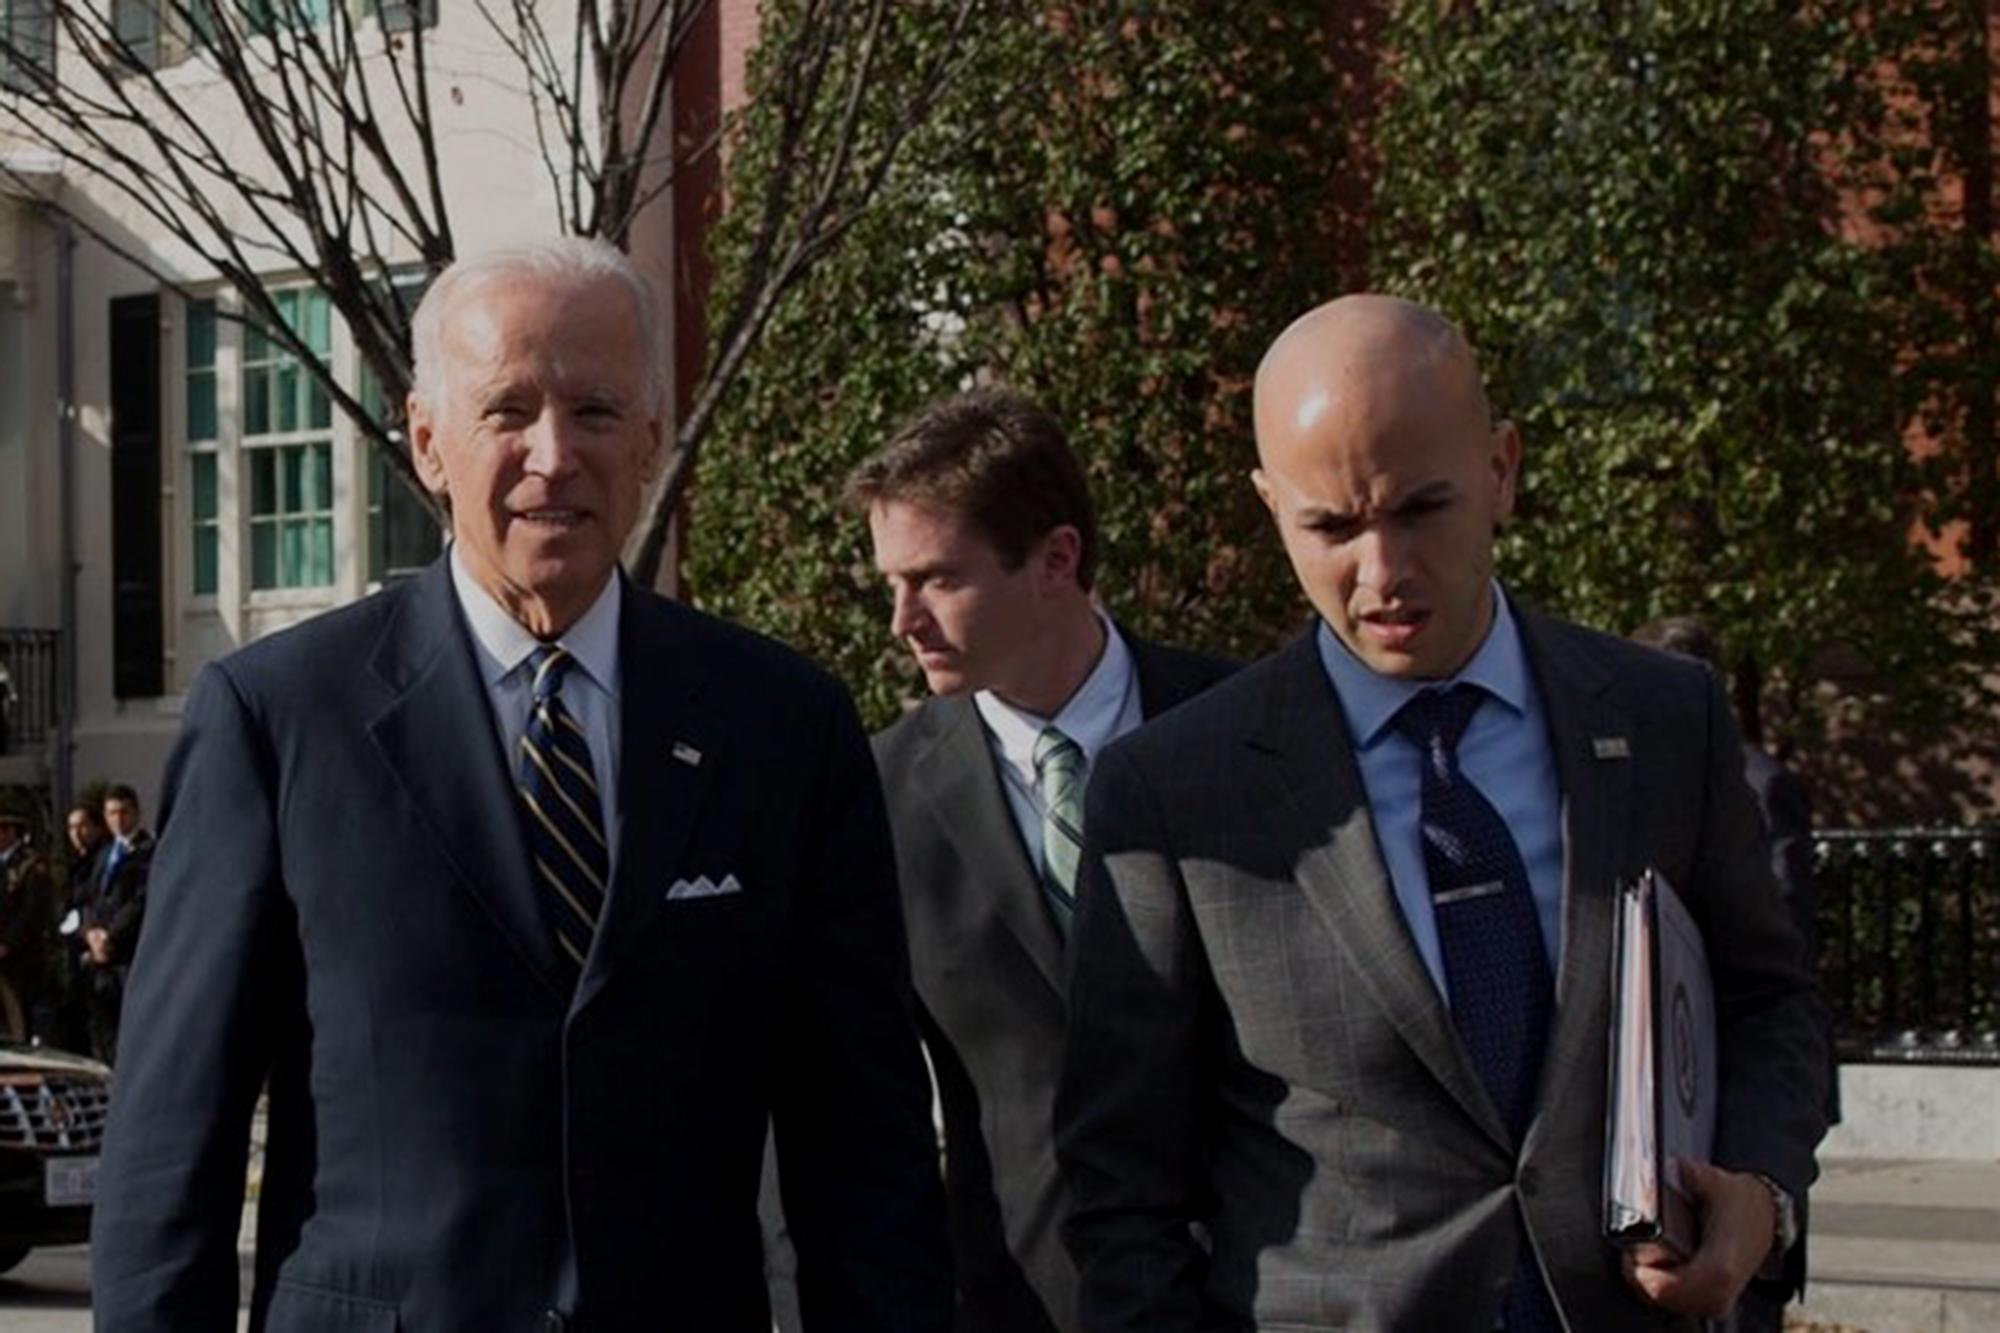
[639,408,666,485]
[1251,467,1278,516]
[406,392,450,497]
[1038,524,1083,591]
[1490,420,1523,523]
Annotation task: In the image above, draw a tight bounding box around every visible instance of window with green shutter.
[186,300,220,596]
[243,288,335,590]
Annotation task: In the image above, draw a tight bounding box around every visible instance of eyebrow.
[1296,480,1456,525]
[1390,481,1456,511]
[881,557,958,580]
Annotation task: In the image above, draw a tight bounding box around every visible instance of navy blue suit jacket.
[92,557,951,1332]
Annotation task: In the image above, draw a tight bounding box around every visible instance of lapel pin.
[1592,736,1631,760]
[672,741,703,767]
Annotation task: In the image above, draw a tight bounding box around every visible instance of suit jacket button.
[542,1310,569,1333]
[1517,1165,1540,1197]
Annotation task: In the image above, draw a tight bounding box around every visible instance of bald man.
[1054,296,1825,1332]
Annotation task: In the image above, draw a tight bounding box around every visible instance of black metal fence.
[0,628,61,756]
[1815,829,2000,1065]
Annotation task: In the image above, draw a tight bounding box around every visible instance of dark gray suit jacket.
[1057,612,1827,1332]
[875,634,1234,1333]
[92,557,951,1332]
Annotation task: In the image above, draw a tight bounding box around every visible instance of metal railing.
[0,627,60,756]
[1814,829,2000,1065]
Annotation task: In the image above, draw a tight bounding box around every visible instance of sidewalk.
[227,1125,2000,1330]
[1790,1158,2000,1333]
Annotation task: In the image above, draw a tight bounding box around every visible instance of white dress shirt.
[449,545,623,874]
[974,614,1142,877]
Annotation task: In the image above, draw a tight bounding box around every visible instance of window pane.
[112,0,159,67]
[245,369,271,436]
[281,445,303,512]
[375,0,438,33]
[186,301,217,369]
[275,288,298,334]
[359,363,385,424]
[370,450,440,582]
[191,452,217,521]
[304,290,331,355]
[193,527,218,596]
[306,443,332,509]
[308,378,331,431]
[1,0,57,90]
[307,517,334,586]
[387,470,439,566]
[250,449,276,515]
[187,371,217,441]
[251,522,277,588]
[277,364,299,433]
[280,519,304,587]
[244,319,270,365]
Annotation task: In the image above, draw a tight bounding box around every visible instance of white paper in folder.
[1604,866,1717,1257]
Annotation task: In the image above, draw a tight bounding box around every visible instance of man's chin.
[1333,626,1452,682]
[922,670,973,697]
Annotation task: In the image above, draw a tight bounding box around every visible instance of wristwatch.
[1752,1174,1798,1279]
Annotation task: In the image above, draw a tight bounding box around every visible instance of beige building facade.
[0,0,756,816]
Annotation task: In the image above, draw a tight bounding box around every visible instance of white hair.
[408,237,667,413]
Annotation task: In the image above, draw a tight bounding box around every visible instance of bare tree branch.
[629,0,987,584]
[6,0,989,582]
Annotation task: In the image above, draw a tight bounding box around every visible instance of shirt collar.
[974,612,1134,765]
[449,543,623,698]
[1315,583,1530,750]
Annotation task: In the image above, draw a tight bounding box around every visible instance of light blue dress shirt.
[1315,586,1564,1002]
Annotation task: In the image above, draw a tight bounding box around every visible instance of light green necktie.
[1033,726,1086,930]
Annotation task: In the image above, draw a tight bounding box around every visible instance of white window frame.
[240,286,339,600]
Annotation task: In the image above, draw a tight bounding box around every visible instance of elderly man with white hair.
[92,239,951,1333]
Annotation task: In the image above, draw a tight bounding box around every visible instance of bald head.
[1253,295,1491,469]
[1250,295,1520,680]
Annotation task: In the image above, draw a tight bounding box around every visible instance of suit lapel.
[1516,611,1632,1159]
[574,583,720,1015]
[366,559,568,1001]
[915,697,1064,994]
[1253,634,1512,1152]
[1128,629,1184,719]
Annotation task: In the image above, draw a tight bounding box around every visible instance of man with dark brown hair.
[846,387,1233,1332]
[80,783,151,1062]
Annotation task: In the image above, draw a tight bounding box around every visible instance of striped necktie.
[517,645,609,978]
[1033,726,1086,933]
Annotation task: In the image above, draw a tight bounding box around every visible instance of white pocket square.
[665,873,743,901]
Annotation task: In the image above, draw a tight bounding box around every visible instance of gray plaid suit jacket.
[1055,609,1827,1333]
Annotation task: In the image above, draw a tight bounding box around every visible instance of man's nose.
[1352,525,1408,596]
[521,411,583,478]
[890,586,926,639]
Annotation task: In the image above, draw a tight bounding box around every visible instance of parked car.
[0,1041,109,1274]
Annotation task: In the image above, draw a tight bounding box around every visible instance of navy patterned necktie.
[1392,684,1562,1333]
[518,646,609,980]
